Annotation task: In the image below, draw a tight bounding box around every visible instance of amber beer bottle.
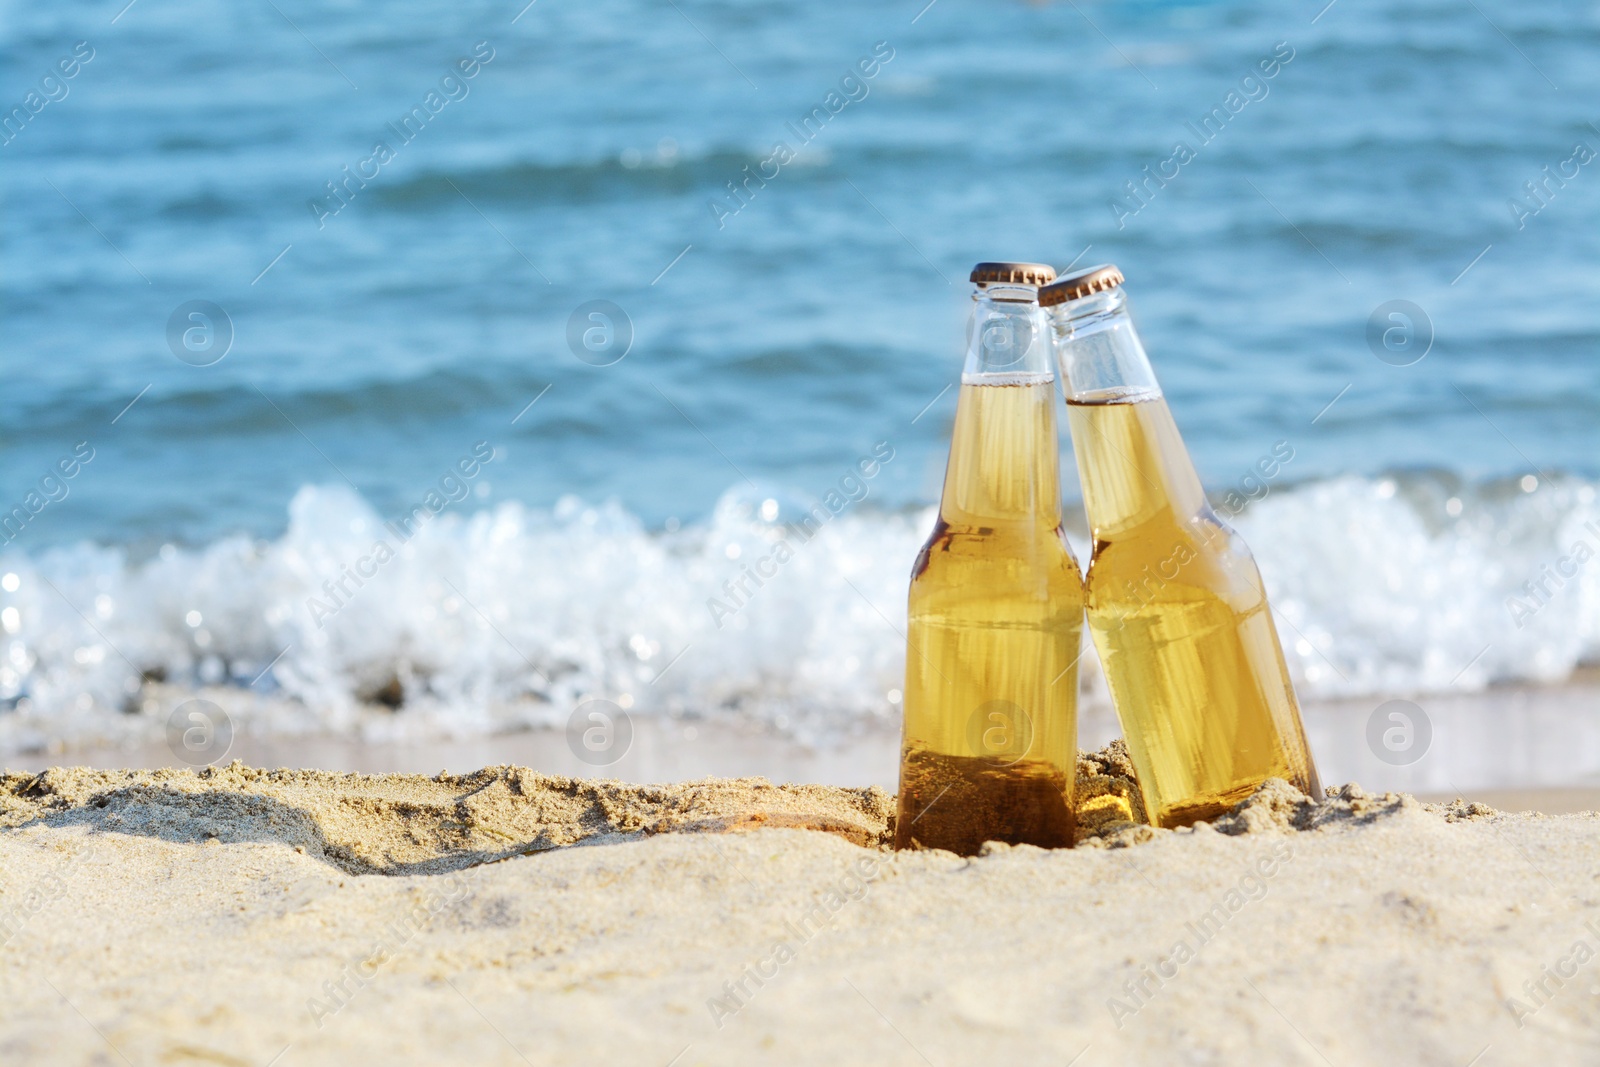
[1038,265,1321,828]
[894,262,1086,854]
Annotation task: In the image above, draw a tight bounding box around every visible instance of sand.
[2,751,1598,1065]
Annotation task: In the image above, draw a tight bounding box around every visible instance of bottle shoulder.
[911,521,1085,589]
[918,517,1082,557]
[1085,509,1265,605]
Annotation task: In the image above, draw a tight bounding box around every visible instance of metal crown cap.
[969,261,1058,287]
[1037,264,1124,307]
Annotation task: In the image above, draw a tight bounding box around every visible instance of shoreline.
[8,679,1600,807]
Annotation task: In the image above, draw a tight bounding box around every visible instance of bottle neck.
[938,286,1062,528]
[1046,290,1208,531]
[1044,288,1159,402]
[964,284,1055,381]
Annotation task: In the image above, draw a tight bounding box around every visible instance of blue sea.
[2,0,1598,752]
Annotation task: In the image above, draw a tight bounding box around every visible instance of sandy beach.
[4,751,1598,1066]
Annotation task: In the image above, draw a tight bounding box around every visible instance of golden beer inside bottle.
[1066,387,1320,827]
[895,376,1085,853]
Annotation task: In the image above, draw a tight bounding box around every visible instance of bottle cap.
[969,262,1057,287]
[1037,264,1124,307]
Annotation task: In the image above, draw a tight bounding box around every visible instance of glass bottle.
[894,262,1086,854]
[1039,264,1321,828]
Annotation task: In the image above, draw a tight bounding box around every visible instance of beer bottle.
[894,262,1086,854]
[1039,265,1321,828]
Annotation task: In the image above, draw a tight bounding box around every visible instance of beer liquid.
[895,374,1085,853]
[1066,387,1321,827]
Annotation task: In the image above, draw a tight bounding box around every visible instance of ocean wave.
[0,472,1595,754]
[10,369,578,440]
[374,148,802,209]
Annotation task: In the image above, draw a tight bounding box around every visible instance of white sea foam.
[0,475,1595,754]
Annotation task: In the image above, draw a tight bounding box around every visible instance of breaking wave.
[1,472,1596,754]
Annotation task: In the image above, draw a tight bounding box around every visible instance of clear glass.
[1046,286,1322,828]
[894,283,1086,854]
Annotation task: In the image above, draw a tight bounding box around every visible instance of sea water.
[2,0,1597,752]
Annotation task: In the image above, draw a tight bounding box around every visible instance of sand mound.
[2,742,1521,876]
[0,742,1168,874]
[0,762,896,875]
